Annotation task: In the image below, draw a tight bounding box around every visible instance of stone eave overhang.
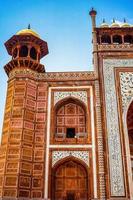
[5,34,49,58]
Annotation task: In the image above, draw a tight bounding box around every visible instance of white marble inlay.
[52,151,89,167]
[120,72,133,110]
[103,59,133,196]
[54,91,87,105]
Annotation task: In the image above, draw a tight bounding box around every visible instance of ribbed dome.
[16,28,40,38]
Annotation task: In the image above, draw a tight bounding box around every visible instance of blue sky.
[0,0,132,133]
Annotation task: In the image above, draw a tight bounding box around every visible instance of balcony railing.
[55,132,87,139]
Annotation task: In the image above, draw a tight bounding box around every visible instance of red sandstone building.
[0,9,133,200]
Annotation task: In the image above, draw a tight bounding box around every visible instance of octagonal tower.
[0,27,49,199]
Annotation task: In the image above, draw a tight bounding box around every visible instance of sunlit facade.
[0,9,133,200]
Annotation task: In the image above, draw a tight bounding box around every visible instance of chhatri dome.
[16,24,40,38]
[121,19,130,27]
[100,19,109,28]
[111,19,120,27]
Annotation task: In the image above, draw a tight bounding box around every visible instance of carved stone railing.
[55,132,87,139]
[98,43,133,51]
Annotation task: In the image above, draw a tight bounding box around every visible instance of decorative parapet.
[98,44,133,51]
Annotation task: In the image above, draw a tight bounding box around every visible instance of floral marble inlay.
[103,59,133,196]
[120,72,133,109]
[54,91,87,105]
[52,151,89,167]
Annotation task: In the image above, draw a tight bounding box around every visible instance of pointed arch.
[127,100,133,168]
[52,155,89,171]
[51,156,91,200]
[30,46,37,60]
[19,45,28,57]
[53,97,88,139]
[123,98,133,198]
[113,35,122,44]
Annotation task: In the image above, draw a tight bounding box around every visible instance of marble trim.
[103,59,133,196]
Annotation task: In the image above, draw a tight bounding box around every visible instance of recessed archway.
[54,97,88,139]
[127,100,133,179]
[101,34,111,44]
[52,157,90,200]
[113,35,122,44]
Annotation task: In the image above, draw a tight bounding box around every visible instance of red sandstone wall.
[0,77,48,198]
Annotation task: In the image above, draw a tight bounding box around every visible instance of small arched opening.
[19,45,28,57]
[101,34,111,44]
[54,98,87,139]
[113,35,122,44]
[52,157,90,200]
[124,35,133,44]
[127,100,133,179]
[30,47,37,60]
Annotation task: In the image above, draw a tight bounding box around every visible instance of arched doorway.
[52,159,89,200]
[127,100,133,179]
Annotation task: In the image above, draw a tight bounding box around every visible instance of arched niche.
[52,157,90,200]
[113,35,122,44]
[54,97,88,139]
[19,45,28,57]
[30,46,37,60]
[101,34,111,44]
[127,100,133,179]
[124,35,133,44]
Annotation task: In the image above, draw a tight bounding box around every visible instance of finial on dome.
[103,19,105,23]
[28,24,31,29]
[124,18,126,23]
[113,18,115,23]
[122,18,130,27]
[111,18,120,27]
[100,18,109,28]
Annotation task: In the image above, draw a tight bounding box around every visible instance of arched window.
[124,35,133,44]
[19,45,28,57]
[101,34,111,44]
[127,101,133,179]
[113,35,122,44]
[30,47,37,60]
[13,48,18,58]
[55,99,87,139]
